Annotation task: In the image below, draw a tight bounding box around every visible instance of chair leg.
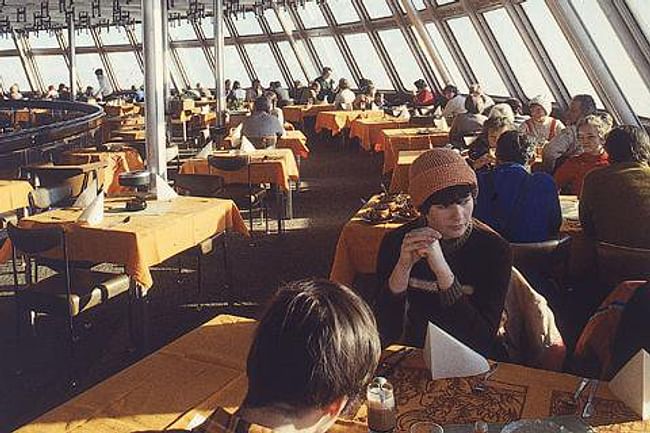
[197,254,202,296]
[66,316,78,389]
[222,233,233,300]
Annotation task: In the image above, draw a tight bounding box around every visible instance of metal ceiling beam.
[286,4,322,74]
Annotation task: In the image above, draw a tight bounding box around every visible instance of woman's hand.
[397,227,442,268]
[473,152,496,170]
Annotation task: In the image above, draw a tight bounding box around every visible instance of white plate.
[501,419,573,433]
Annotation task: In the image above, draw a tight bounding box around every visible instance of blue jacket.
[475,163,562,243]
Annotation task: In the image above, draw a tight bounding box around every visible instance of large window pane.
[223,45,250,83]
[275,8,296,32]
[76,53,104,88]
[36,55,68,88]
[295,2,327,28]
[411,0,427,10]
[169,21,197,40]
[71,30,96,47]
[361,0,393,19]
[264,9,283,33]
[627,0,650,42]
[29,32,61,49]
[245,43,284,86]
[294,40,318,81]
[424,23,466,92]
[108,52,143,89]
[378,29,425,90]
[232,12,263,36]
[484,8,552,99]
[435,0,457,5]
[277,41,307,84]
[0,37,15,50]
[99,27,130,45]
[177,47,213,87]
[0,57,30,90]
[522,0,601,105]
[344,33,392,89]
[310,36,354,83]
[571,0,650,117]
[199,17,230,39]
[447,17,509,96]
[328,0,360,24]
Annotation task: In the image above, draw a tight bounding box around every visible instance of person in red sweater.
[554,113,612,196]
[413,79,435,106]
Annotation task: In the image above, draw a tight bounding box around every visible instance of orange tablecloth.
[112,128,145,141]
[0,180,32,214]
[17,197,248,289]
[389,149,429,193]
[179,149,299,192]
[381,128,450,174]
[223,130,310,160]
[314,110,385,136]
[16,315,647,433]
[349,118,410,152]
[283,104,336,124]
[62,147,145,195]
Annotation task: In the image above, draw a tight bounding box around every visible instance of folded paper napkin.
[73,177,98,208]
[423,322,490,380]
[195,143,213,159]
[240,136,256,153]
[78,190,104,226]
[154,174,178,201]
[609,349,649,419]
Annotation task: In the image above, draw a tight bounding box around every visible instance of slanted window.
[447,16,509,96]
[29,32,61,49]
[177,47,214,87]
[310,36,354,83]
[295,2,327,29]
[0,36,15,50]
[108,52,143,89]
[361,0,393,19]
[71,30,96,47]
[76,53,104,87]
[435,0,457,5]
[484,8,553,99]
[168,20,197,41]
[274,7,296,33]
[328,0,360,24]
[411,0,427,10]
[99,26,130,45]
[264,9,283,33]
[571,0,650,117]
[424,23,466,92]
[232,12,263,36]
[626,0,650,42]
[521,0,602,105]
[36,55,68,88]
[199,17,230,39]
[0,57,30,90]
[293,40,318,80]
[223,45,250,83]
[344,33,393,90]
[245,43,285,86]
[277,41,308,83]
[378,29,425,91]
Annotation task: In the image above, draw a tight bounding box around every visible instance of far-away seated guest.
[441,84,466,119]
[448,95,487,149]
[519,95,565,151]
[241,96,285,149]
[505,98,529,128]
[580,125,650,249]
[469,83,495,113]
[270,81,291,107]
[299,81,321,105]
[334,78,355,110]
[191,279,380,433]
[315,66,335,102]
[226,81,246,109]
[353,85,377,110]
[474,131,562,243]
[413,79,435,106]
[610,282,650,378]
[264,91,285,126]
[468,115,515,171]
[554,113,612,196]
[376,149,511,357]
[542,94,597,173]
[246,79,264,102]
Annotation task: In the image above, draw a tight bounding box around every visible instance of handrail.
[0,99,105,154]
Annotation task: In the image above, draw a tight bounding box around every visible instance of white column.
[213,0,225,127]
[68,16,77,100]
[142,0,168,188]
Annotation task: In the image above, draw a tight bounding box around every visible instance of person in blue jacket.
[474,130,562,243]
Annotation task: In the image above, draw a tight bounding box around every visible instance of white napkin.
[609,349,650,419]
[423,322,490,380]
[195,143,213,159]
[78,190,104,226]
[154,174,178,201]
[396,105,411,121]
[240,136,256,153]
[73,177,98,208]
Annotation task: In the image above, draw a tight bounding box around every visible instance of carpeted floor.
[0,133,385,431]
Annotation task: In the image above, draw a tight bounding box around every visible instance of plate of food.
[501,420,574,433]
[359,205,393,224]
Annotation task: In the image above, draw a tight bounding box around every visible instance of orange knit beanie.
[408,149,478,208]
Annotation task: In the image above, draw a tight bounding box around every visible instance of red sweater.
[554,152,609,196]
[414,89,435,106]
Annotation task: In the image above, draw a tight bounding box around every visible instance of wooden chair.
[8,223,132,387]
[596,242,650,288]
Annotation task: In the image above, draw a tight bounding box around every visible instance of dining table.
[15,314,647,433]
[282,103,336,125]
[314,110,385,136]
[380,127,450,174]
[389,149,430,193]
[0,179,33,214]
[348,117,411,152]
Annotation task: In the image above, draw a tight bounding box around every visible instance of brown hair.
[244,279,381,410]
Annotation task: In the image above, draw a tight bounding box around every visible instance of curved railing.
[0,99,105,154]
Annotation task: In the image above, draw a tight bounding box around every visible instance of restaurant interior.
[1,0,649,432]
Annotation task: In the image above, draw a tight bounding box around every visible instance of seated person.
[298,81,321,105]
[376,149,511,356]
[474,131,562,243]
[270,81,292,107]
[315,66,335,103]
[448,95,487,149]
[226,81,247,109]
[469,83,495,113]
[246,79,264,102]
[554,113,612,196]
[441,84,466,120]
[610,282,650,378]
[580,125,650,249]
[542,94,597,173]
[197,82,213,98]
[467,115,515,171]
[505,98,529,127]
[374,92,386,109]
[264,91,285,125]
[334,78,355,110]
[413,79,435,106]
[44,85,59,99]
[191,279,381,433]
[519,95,565,152]
[241,96,285,149]
[289,80,304,101]
[488,103,515,123]
[353,85,377,110]
[9,84,23,100]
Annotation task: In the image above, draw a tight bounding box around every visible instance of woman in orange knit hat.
[375,148,511,357]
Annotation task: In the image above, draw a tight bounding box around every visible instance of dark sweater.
[375,219,511,357]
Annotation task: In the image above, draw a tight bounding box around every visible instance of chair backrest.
[7,222,65,256]
[29,184,74,211]
[596,242,650,287]
[510,234,572,280]
[208,154,251,172]
[173,173,224,197]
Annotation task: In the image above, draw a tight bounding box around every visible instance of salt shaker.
[367,377,397,433]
